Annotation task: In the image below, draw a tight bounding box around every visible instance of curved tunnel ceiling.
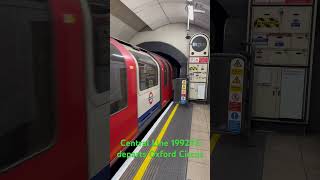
[120,0,210,30]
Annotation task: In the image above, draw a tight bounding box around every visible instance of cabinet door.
[282,7,312,33]
[291,34,309,49]
[253,7,281,33]
[287,50,308,66]
[269,50,289,65]
[255,49,271,64]
[268,35,290,49]
[279,68,305,119]
[252,67,280,118]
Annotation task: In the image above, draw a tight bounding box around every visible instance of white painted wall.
[110,14,137,42]
[129,23,209,57]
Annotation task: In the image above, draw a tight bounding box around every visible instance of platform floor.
[263,133,320,180]
[111,101,320,180]
[187,103,210,180]
[212,132,320,180]
[112,102,210,180]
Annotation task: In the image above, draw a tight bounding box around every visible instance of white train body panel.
[126,47,161,124]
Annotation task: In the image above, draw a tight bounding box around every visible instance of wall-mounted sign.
[181,79,187,104]
[228,58,245,134]
[189,34,209,57]
[189,57,209,63]
[191,36,207,52]
[188,33,210,101]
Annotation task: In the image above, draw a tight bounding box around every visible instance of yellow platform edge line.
[210,134,221,154]
[133,103,180,180]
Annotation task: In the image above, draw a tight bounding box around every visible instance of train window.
[131,51,159,91]
[110,45,127,114]
[164,61,171,86]
[0,2,55,172]
[89,1,109,93]
[163,60,168,86]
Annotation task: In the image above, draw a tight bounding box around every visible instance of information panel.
[188,33,210,101]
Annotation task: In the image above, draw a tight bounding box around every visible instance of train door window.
[89,1,109,93]
[0,1,55,172]
[164,61,171,87]
[110,45,127,114]
[130,51,158,91]
[163,60,168,87]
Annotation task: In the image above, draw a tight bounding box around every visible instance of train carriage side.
[163,59,174,101]
[125,47,162,131]
[150,53,172,107]
[168,61,174,98]
[167,60,174,98]
[0,0,104,179]
[109,38,138,162]
[110,38,175,164]
[149,53,166,108]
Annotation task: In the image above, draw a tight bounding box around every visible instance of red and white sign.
[189,57,209,64]
[230,93,242,102]
[229,102,242,112]
[199,57,209,63]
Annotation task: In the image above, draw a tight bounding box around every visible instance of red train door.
[163,60,173,102]
[82,1,110,179]
[167,61,173,99]
[151,53,169,107]
[152,54,173,107]
[0,0,88,179]
[110,39,138,162]
[167,61,174,98]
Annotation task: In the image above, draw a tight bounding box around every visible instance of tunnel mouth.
[137,41,187,78]
[151,51,181,78]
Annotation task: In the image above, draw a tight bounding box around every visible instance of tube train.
[110,38,173,162]
[0,1,173,180]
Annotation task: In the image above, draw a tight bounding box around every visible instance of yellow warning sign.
[234,60,243,68]
[182,85,186,90]
[232,76,241,84]
[231,69,243,75]
[182,80,187,85]
[231,86,242,92]
[189,66,198,71]
[254,18,280,29]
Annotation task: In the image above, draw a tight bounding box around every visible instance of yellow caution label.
[231,69,243,76]
[231,86,242,92]
[254,17,280,28]
[232,76,241,84]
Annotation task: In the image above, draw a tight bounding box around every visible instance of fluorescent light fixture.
[188,5,194,21]
[194,9,205,14]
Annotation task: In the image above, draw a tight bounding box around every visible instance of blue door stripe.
[138,102,160,123]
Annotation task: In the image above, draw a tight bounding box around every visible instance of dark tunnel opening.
[137,41,188,78]
[151,51,181,78]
